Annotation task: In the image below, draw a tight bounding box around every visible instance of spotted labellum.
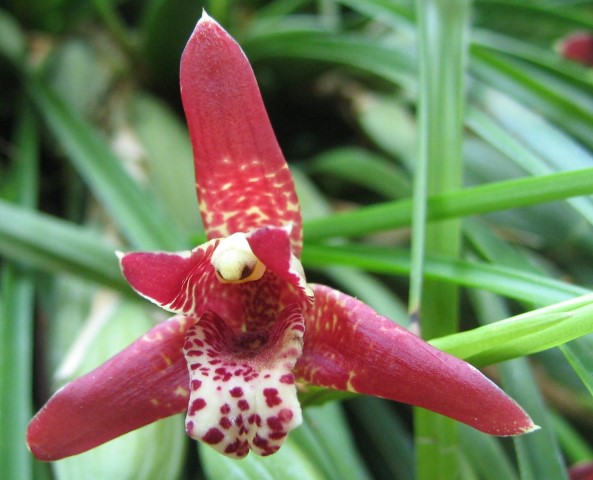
[27,12,537,461]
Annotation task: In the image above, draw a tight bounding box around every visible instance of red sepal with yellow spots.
[180,13,302,254]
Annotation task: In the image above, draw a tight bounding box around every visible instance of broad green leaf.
[351,92,417,167]
[1,263,37,480]
[468,101,593,227]
[473,1,593,43]
[45,39,113,118]
[245,31,416,92]
[472,29,593,91]
[470,48,593,151]
[336,0,414,27]
[139,0,201,91]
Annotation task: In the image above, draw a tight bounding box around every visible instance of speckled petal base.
[183,304,304,458]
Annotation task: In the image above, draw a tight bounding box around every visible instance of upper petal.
[246,225,313,306]
[117,239,239,318]
[180,12,302,254]
[27,316,192,461]
[296,284,537,436]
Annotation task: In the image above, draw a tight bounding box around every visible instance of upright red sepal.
[180,12,302,253]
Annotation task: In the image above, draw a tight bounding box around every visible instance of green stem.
[413,1,470,479]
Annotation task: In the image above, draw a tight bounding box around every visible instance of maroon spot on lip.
[248,413,262,426]
[263,388,282,407]
[267,416,283,431]
[189,398,207,415]
[253,434,269,448]
[224,439,241,454]
[278,408,293,422]
[202,427,225,445]
[230,386,244,398]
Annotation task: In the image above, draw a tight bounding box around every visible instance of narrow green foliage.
[303,244,588,305]
[433,294,593,366]
[0,105,41,480]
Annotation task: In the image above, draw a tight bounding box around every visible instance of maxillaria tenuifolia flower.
[27,11,536,462]
[559,31,593,67]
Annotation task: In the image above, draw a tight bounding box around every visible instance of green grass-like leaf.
[304,167,593,241]
[432,294,593,366]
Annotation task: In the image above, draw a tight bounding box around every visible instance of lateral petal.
[118,240,243,324]
[296,284,536,436]
[247,226,314,306]
[27,316,193,461]
[180,12,302,254]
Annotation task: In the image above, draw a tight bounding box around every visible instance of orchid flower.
[559,31,593,67]
[27,12,536,461]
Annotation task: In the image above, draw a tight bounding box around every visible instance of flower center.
[234,331,269,356]
[211,233,266,284]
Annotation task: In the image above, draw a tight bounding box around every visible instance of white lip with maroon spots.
[183,304,304,458]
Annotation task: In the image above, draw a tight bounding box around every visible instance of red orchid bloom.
[27,12,536,461]
[559,31,593,67]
